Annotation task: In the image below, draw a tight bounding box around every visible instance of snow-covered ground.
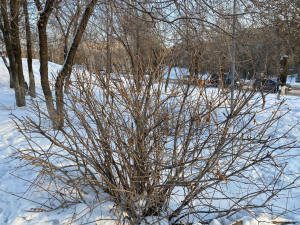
[0,59,118,224]
[0,61,300,224]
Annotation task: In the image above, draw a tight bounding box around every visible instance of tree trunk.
[11,1,26,106]
[23,0,36,98]
[36,0,58,124]
[38,22,57,123]
[56,4,82,95]
[0,1,15,89]
[55,0,99,128]
[280,56,288,96]
[297,61,300,80]
[63,36,70,94]
[2,0,26,107]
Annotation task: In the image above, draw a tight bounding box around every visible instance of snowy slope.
[0,60,300,224]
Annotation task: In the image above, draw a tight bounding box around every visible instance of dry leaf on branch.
[198,116,202,123]
[206,114,210,123]
[213,169,227,185]
[198,79,204,88]
[190,183,194,190]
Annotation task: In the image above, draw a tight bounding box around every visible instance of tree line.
[1,0,299,112]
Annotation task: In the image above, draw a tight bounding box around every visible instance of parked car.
[208,74,240,87]
[224,76,240,88]
[208,74,219,86]
[253,78,279,93]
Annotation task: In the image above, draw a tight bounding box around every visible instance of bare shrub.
[12,57,297,224]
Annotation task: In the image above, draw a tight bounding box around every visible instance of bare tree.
[55,0,98,128]
[53,0,82,93]
[23,0,36,98]
[279,55,288,96]
[54,0,81,61]
[35,0,61,122]
[0,0,26,107]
